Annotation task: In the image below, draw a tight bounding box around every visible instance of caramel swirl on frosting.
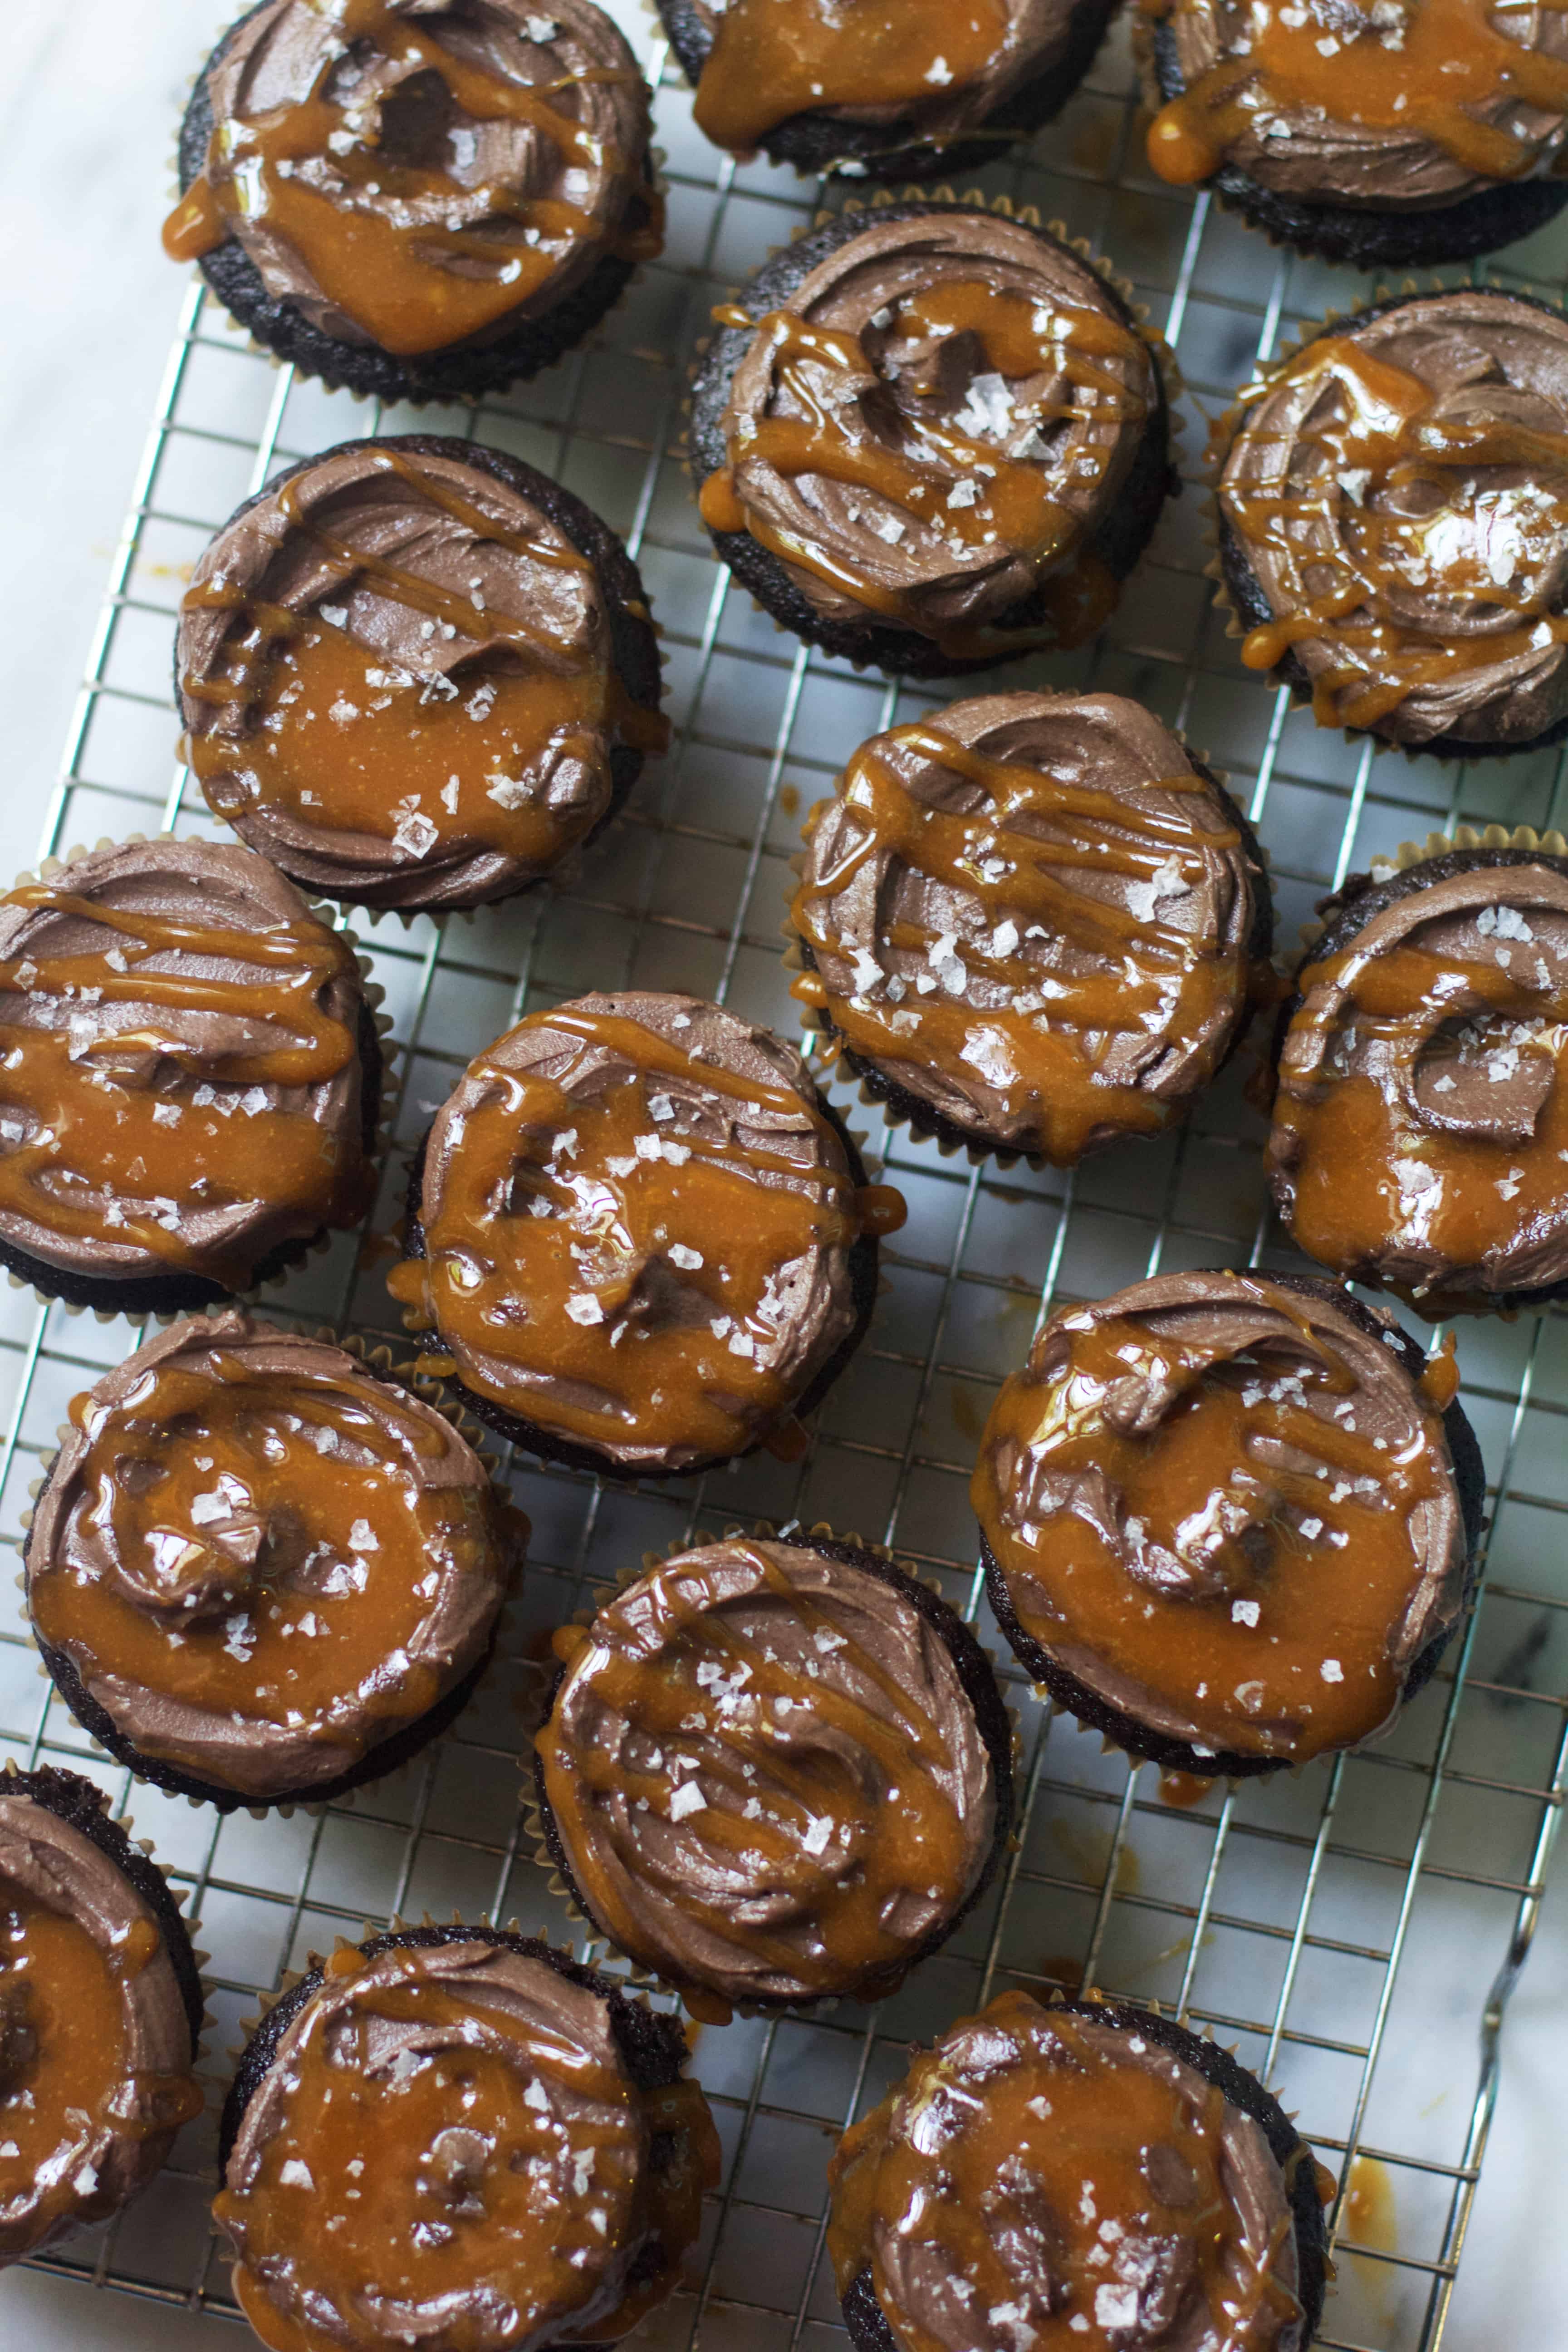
[1217,292,1568,748]
[828,1989,1307,2352]
[390,991,895,1472]
[26,1315,519,1801]
[974,1272,1469,1765]
[164,0,659,358]
[1269,853,1568,1303]
[791,691,1268,1162]
[699,210,1157,653]
[537,1536,1001,2009]
[0,839,370,1291]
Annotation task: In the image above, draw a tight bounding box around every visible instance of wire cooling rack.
[9,10,1568,2348]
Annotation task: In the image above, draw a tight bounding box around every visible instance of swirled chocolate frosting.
[178,441,661,912]
[164,0,659,358]
[0,1787,201,2267]
[973,1272,1468,1764]
[1269,853,1568,1300]
[217,1936,716,2352]
[700,210,1158,653]
[1217,291,1568,748]
[828,1989,1306,2352]
[0,838,371,1291]
[538,1536,998,2008]
[792,691,1268,1162]
[1145,0,1568,205]
[391,991,899,1472]
[26,1314,518,1801]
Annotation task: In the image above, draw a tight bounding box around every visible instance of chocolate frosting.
[1218,292,1568,748]
[200,0,651,352]
[1269,855,1568,1298]
[793,691,1266,1158]
[220,1938,654,2350]
[0,1791,196,2265]
[715,209,1156,641]
[828,1990,1304,2352]
[539,1537,998,2006]
[975,1272,1469,1763]
[177,441,627,910]
[0,838,370,1290]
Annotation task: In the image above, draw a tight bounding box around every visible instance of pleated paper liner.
[519,1517,1024,2027]
[17,1322,528,1824]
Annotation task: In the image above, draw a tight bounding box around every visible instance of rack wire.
[8,11,1568,2347]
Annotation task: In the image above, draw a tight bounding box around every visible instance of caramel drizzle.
[701,276,1149,655]
[162,0,659,355]
[691,0,1010,155]
[1220,330,1568,730]
[792,718,1251,1163]
[1147,0,1568,191]
[538,1543,976,2001]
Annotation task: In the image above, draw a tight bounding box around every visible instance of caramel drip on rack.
[972,1280,1450,1761]
[1220,332,1568,730]
[0,880,363,1278]
[1146,0,1568,189]
[701,277,1148,654]
[791,719,1250,1164]
[390,1005,888,1460]
[162,0,659,355]
[828,1989,1303,2352]
[691,0,1009,154]
[538,1543,977,2002]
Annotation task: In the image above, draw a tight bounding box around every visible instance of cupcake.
[216,1927,720,2352]
[534,1530,1013,2015]
[390,991,902,1477]
[177,436,666,916]
[0,838,379,1314]
[1141,0,1568,268]
[973,1270,1484,1777]
[789,690,1272,1166]
[827,1986,1328,2352]
[658,0,1119,181]
[1214,289,1568,759]
[162,0,663,406]
[25,1313,522,1812]
[689,202,1175,680]
[0,1763,204,2269]
[1269,842,1568,1313]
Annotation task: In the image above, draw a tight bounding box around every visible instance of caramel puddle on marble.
[778,784,800,819]
[1343,2154,1400,2325]
[1050,1816,1141,1898]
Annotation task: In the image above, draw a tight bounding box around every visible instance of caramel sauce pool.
[692,0,1009,153]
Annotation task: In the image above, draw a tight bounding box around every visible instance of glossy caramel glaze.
[973,1272,1470,1766]
[691,0,1009,153]
[537,1535,1000,2010]
[390,992,894,1473]
[827,1989,1306,2352]
[165,0,660,359]
[791,691,1269,1162]
[27,1316,519,1803]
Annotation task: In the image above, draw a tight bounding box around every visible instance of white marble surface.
[0,0,1565,2343]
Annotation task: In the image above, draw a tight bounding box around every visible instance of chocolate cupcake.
[789,690,1272,1166]
[658,0,1118,182]
[1141,0,1568,268]
[534,1530,1013,2015]
[0,1763,204,2270]
[162,0,663,406]
[177,436,666,916]
[1268,842,1568,1313]
[973,1270,1484,1778]
[25,1313,522,1813]
[689,202,1176,680]
[390,991,902,1478]
[827,1987,1328,2352]
[216,1927,720,2352]
[1214,289,1568,758]
[0,838,380,1315]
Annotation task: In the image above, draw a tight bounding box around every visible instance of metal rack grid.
[7,9,1568,2347]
